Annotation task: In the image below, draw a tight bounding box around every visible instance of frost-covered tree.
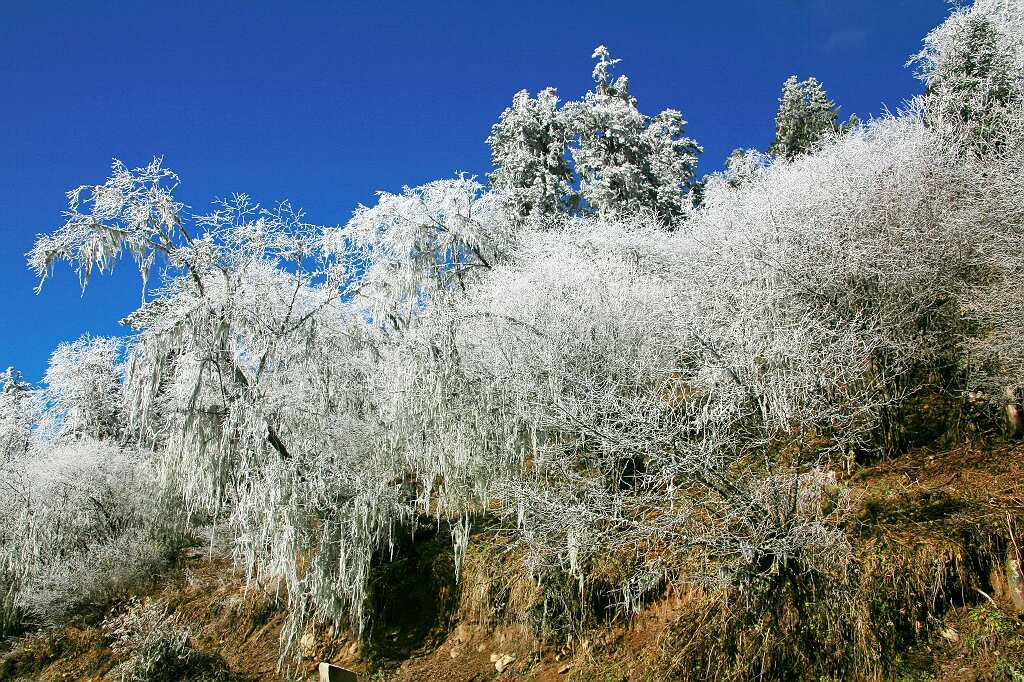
[2,369,37,635]
[906,1,1024,433]
[768,76,848,160]
[459,99,1022,628]
[0,368,35,464]
[329,176,514,328]
[914,3,1021,147]
[569,46,701,223]
[28,159,349,466]
[40,336,123,442]
[1,359,186,636]
[487,88,575,223]
[26,160,522,654]
[488,46,702,225]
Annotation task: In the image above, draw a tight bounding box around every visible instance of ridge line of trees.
[2,3,1023,677]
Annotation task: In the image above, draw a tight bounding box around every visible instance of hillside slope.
[2,443,1021,681]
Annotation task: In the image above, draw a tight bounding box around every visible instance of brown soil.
[2,444,1022,681]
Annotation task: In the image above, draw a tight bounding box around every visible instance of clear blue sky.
[0,0,949,382]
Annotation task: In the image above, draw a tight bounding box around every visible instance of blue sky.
[0,0,949,382]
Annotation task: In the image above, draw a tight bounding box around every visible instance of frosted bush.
[402,216,859,601]
[103,597,210,682]
[401,104,1023,610]
[0,439,185,625]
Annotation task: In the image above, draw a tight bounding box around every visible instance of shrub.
[0,439,189,629]
[102,597,232,682]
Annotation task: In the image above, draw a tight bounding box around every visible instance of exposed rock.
[1008,555,1024,614]
[494,653,516,673]
[991,551,1024,614]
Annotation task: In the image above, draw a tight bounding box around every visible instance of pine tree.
[569,46,701,223]
[769,76,807,160]
[0,367,35,463]
[487,88,574,223]
[916,11,1019,148]
[768,75,846,161]
[804,78,840,143]
[487,46,701,225]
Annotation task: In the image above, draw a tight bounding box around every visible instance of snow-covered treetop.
[487,88,575,223]
[912,0,1022,144]
[0,367,36,464]
[591,44,628,97]
[488,45,702,225]
[27,159,185,297]
[915,0,1024,86]
[768,76,845,160]
[41,335,123,443]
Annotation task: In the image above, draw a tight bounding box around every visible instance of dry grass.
[2,444,1022,681]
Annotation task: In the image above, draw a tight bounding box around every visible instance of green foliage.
[964,604,1024,670]
[768,75,850,160]
[917,10,1020,148]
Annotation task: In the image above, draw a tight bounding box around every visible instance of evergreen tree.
[768,75,846,160]
[0,368,35,463]
[487,87,574,223]
[916,11,1019,147]
[569,46,701,223]
[487,46,701,225]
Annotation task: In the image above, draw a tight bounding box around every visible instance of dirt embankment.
[2,444,1022,681]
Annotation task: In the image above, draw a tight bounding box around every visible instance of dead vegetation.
[1,444,1022,681]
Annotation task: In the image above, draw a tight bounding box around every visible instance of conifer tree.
[915,10,1019,147]
[768,76,846,160]
[487,46,701,225]
[570,46,701,223]
[487,88,574,223]
[0,368,35,463]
